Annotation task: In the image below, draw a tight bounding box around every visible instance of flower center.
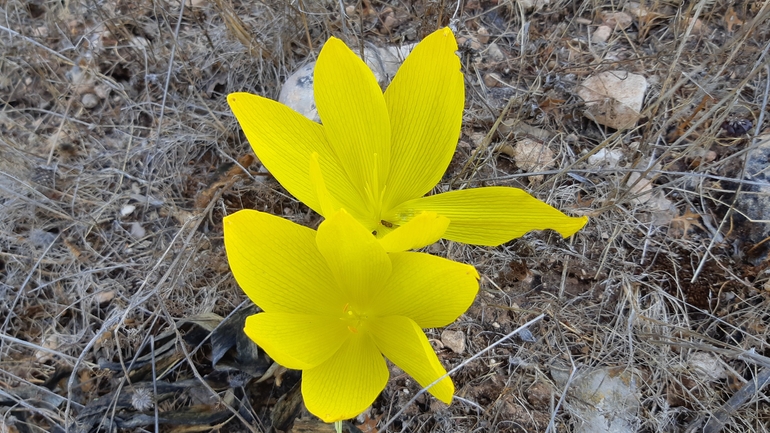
[341,303,368,334]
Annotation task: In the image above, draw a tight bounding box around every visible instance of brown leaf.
[725,6,743,33]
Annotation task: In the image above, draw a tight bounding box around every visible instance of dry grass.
[2,0,770,432]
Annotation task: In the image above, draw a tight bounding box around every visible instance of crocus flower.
[228,27,587,251]
[223,208,479,422]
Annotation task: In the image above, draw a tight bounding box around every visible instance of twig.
[380,314,546,431]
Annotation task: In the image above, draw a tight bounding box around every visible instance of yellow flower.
[223,208,479,422]
[228,28,587,251]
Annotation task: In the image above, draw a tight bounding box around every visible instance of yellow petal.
[244,313,349,370]
[378,211,449,252]
[386,187,588,246]
[303,334,388,422]
[316,210,391,307]
[372,252,478,328]
[381,27,464,211]
[223,210,345,314]
[315,38,390,207]
[369,316,453,404]
[227,92,365,217]
[309,152,340,217]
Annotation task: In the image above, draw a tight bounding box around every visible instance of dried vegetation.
[1,0,770,432]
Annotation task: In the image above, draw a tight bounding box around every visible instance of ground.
[1,0,770,432]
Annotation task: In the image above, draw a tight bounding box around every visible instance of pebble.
[81,93,99,108]
[441,330,466,354]
[120,204,136,217]
[577,71,648,130]
[456,35,482,51]
[602,11,633,30]
[278,63,319,122]
[483,72,502,87]
[477,26,490,44]
[94,83,111,99]
[588,148,624,168]
[591,25,612,44]
[486,42,505,62]
[510,138,556,172]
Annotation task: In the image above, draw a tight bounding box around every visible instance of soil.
[2,0,770,432]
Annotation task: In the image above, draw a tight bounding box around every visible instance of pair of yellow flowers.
[224,28,586,422]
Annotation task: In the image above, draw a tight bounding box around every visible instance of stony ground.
[1,0,770,432]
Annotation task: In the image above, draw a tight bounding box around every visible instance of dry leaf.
[669,208,704,239]
[725,7,743,33]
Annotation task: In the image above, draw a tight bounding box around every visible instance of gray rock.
[551,366,640,433]
[278,43,416,123]
[737,134,770,246]
[278,63,318,122]
[81,93,99,109]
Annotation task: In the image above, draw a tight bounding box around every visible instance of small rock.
[130,221,146,238]
[682,17,707,36]
[626,172,652,205]
[602,11,633,30]
[591,25,612,44]
[278,63,319,122]
[509,138,556,172]
[588,148,624,168]
[382,14,398,31]
[441,330,465,354]
[551,366,640,433]
[94,83,111,99]
[486,42,505,62]
[625,2,654,20]
[81,93,99,108]
[577,71,648,130]
[736,134,770,255]
[477,26,490,44]
[484,72,502,87]
[120,204,136,217]
[457,35,482,51]
[32,26,48,38]
[363,44,416,83]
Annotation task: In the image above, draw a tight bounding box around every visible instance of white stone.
[441,330,466,354]
[551,366,640,433]
[81,93,99,109]
[279,43,417,123]
[363,43,416,83]
[626,172,652,205]
[278,63,319,122]
[120,204,136,217]
[486,42,505,62]
[577,71,648,130]
[588,148,624,168]
[591,25,612,44]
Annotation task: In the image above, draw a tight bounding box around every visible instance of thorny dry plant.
[1,0,770,432]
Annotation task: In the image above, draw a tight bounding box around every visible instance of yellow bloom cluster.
[224,28,586,423]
